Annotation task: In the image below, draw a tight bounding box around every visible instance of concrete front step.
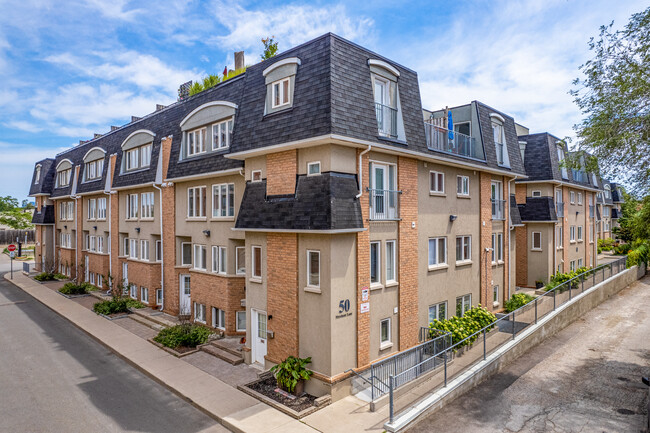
[201,343,244,365]
[131,308,178,328]
[127,314,165,332]
[211,338,245,357]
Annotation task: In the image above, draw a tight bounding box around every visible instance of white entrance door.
[179,275,191,316]
[252,310,267,365]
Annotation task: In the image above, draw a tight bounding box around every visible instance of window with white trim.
[370,241,381,285]
[236,247,245,275]
[570,226,576,242]
[212,307,225,329]
[212,184,234,218]
[141,192,154,219]
[577,192,583,205]
[532,190,542,197]
[125,144,152,171]
[187,127,207,156]
[194,302,206,323]
[141,287,149,304]
[456,175,469,196]
[87,199,96,220]
[188,186,206,218]
[307,161,321,176]
[126,194,138,219]
[428,237,447,267]
[492,119,509,167]
[251,170,262,182]
[578,258,583,268]
[532,232,542,250]
[456,294,471,317]
[193,244,207,270]
[385,241,396,284]
[430,171,444,194]
[570,260,576,271]
[236,311,246,332]
[455,236,471,263]
[129,239,138,259]
[556,225,563,248]
[271,78,290,108]
[252,246,262,279]
[97,274,103,289]
[34,166,41,184]
[130,283,137,299]
[67,202,74,220]
[141,240,150,261]
[85,159,103,181]
[577,225,583,241]
[97,198,107,220]
[570,191,575,204]
[428,302,447,323]
[380,318,391,347]
[155,240,162,262]
[493,285,499,304]
[56,168,72,187]
[307,250,320,288]
[89,235,96,252]
[557,145,568,179]
[212,246,227,274]
[212,118,233,151]
[156,289,163,306]
[492,233,503,261]
[97,236,104,253]
[589,223,594,243]
[123,237,130,256]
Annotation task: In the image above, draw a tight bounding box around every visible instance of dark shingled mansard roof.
[31,205,54,225]
[518,197,558,222]
[510,194,523,226]
[28,159,56,196]
[235,172,363,231]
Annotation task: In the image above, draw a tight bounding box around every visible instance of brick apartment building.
[27,33,615,400]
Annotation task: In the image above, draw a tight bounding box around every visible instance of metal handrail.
[368,188,401,221]
[423,122,485,161]
[375,103,398,138]
[491,199,506,220]
[556,201,565,218]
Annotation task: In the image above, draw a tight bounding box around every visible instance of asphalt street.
[0,273,229,433]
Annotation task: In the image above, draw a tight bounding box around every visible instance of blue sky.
[0,0,646,201]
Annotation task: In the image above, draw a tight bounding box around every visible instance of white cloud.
[83,0,143,21]
[209,1,374,57]
[3,120,43,133]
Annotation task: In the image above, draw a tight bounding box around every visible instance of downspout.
[356,145,372,199]
[153,181,164,311]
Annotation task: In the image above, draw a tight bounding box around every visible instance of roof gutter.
[356,144,371,199]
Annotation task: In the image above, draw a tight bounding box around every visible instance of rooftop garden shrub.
[153,324,211,349]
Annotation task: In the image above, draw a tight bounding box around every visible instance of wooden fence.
[0,229,35,245]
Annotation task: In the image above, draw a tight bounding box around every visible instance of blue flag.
[447,111,454,140]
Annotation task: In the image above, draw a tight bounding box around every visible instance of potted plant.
[535,280,544,290]
[270,356,313,395]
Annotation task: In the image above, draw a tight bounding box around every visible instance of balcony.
[589,205,595,218]
[424,122,485,161]
[556,201,564,218]
[375,103,398,138]
[491,199,506,220]
[369,189,401,221]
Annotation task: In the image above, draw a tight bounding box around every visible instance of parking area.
[409,274,650,433]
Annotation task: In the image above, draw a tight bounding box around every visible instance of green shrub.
[34,272,55,281]
[153,324,211,349]
[504,293,535,313]
[429,305,497,349]
[59,282,92,295]
[270,356,313,393]
[93,298,144,315]
[614,243,632,255]
[598,238,615,251]
[53,273,67,280]
[545,266,592,292]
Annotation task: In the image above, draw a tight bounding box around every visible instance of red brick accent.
[160,136,178,314]
[85,252,110,289]
[266,150,297,195]
[119,258,161,306]
[356,150,370,367]
[479,173,493,309]
[397,156,418,350]
[266,233,299,363]
[189,271,246,335]
[58,247,76,277]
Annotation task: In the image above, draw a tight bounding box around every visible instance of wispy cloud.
[83,0,143,21]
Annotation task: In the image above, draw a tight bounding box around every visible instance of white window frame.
[532,190,542,197]
[97,197,107,220]
[456,294,471,317]
[140,240,150,261]
[236,311,246,332]
[570,260,576,272]
[87,199,97,220]
[271,77,290,108]
[141,287,149,304]
[187,127,207,156]
[385,240,397,284]
[307,250,320,288]
[141,192,154,219]
[577,192,583,205]
[97,236,104,253]
[123,237,130,256]
[130,283,137,299]
[570,191,575,204]
[307,161,321,176]
[193,244,207,270]
[380,318,391,348]
[194,302,206,324]
[456,175,469,196]
[156,288,163,306]
[187,186,207,218]
[211,118,233,151]
[212,183,235,218]
[35,166,41,184]
[212,246,227,274]
[155,240,162,262]
[577,225,583,242]
[252,246,262,279]
[370,241,381,286]
[429,171,445,194]
[493,285,500,305]
[428,237,447,268]
[455,235,472,263]
[428,302,447,323]
[570,226,576,243]
[532,232,542,250]
[129,239,138,259]
[235,246,245,275]
[181,242,192,266]
[556,225,564,249]
[251,170,262,182]
[578,258,584,268]
[212,307,225,329]
[127,194,138,219]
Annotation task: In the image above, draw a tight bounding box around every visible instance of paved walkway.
[5,272,316,433]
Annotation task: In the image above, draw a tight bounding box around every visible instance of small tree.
[261,36,278,60]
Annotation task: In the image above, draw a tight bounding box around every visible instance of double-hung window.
[272,78,290,108]
[212,246,227,274]
[67,202,74,220]
[89,235,96,252]
[187,128,207,156]
[307,250,320,288]
[428,302,447,324]
[428,237,446,268]
[370,241,381,285]
[570,226,576,242]
[97,236,104,253]
[570,191,575,204]
[212,184,235,218]
[385,241,396,284]
[141,240,149,261]
[141,192,154,219]
[212,307,225,329]
[577,225,583,242]
[252,246,262,279]
[127,194,138,219]
[455,236,471,263]
[430,171,444,194]
[456,294,471,317]
[578,192,583,205]
[492,233,503,262]
[129,239,138,259]
[141,287,149,304]
[194,245,207,270]
[188,186,206,218]
[87,199,96,220]
[235,247,245,275]
[194,303,206,324]
[556,225,563,248]
[97,198,106,220]
[212,119,233,151]
[456,175,469,196]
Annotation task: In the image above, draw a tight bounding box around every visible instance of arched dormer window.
[180,101,237,160]
[604,184,611,199]
[55,159,73,188]
[121,130,155,173]
[82,147,106,182]
[263,57,301,115]
[368,59,405,141]
[34,164,42,184]
[555,142,568,180]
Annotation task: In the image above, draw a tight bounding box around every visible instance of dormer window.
[125,143,152,171]
[187,128,207,156]
[369,59,403,141]
[604,184,611,199]
[263,57,300,115]
[556,145,568,179]
[272,78,290,108]
[85,159,104,181]
[34,165,41,184]
[56,168,71,187]
[180,102,237,160]
[490,113,510,167]
[212,118,233,151]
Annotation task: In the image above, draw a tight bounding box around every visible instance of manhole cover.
[617,408,635,415]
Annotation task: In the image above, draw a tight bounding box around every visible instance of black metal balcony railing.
[496,142,505,165]
[369,188,401,221]
[556,201,564,218]
[424,123,485,161]
[375,103,398,138]
[589,205,595,218]
[491,199,506,220]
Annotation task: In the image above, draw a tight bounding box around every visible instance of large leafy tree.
[571,7,650,192]
[0,195,33,229]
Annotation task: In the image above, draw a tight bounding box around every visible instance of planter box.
[239,377,321,419]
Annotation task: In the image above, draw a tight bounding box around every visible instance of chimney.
[79,140,89,145]
[94,133,102,139]
[131,116,141,122]
[156,104,166,111]
[178,80,192,101]
[111,126,119,131]
[235,51,245,71]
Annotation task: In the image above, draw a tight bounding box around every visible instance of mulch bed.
[247,375,316,412]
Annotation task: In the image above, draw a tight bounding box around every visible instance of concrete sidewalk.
[4,272,317,433]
